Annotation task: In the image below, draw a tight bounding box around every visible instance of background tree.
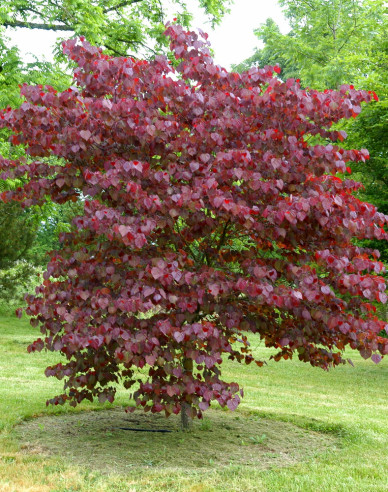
[242,0,387,91]
[233,18,299,80]
[27,200,84,265]
[0,178,41,312]
[0,0,232,58]
[2,25,388,428]
[0,24,73,282]
[0,201,37,267]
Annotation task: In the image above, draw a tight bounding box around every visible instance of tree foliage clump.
[1,0,231,58]
[0,260,42,314]
[0,201,37,268]
[242,0,387,92]
[1,24,388,421]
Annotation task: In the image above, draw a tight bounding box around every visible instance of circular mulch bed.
[15,407,337,473]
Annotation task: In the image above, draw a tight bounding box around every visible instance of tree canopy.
[1,25,388,425]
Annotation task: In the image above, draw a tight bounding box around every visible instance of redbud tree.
[1,24,388,426]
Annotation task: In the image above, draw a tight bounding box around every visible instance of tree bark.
[181,357,193,430]
[181,401,192,431]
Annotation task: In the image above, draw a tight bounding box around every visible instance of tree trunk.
[181,357,193,430]
[181,401,192,431]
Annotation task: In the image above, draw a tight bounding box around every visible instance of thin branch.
[336,17,358,54]
[103,0,143,13]
[18,7,43,18]
[103,43,128,57]
[336,30,356,54]
[327,20,336,40]
[139,41,158,56]
[116,37,158,56]
[296,0,316,11]
[175,221,200,264]
[215,218,231,254]
[294,45,328,65]
[156,0,165,22]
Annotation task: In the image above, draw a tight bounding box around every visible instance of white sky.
[6,0,289,70]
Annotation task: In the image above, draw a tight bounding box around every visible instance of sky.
[6,0,289,70]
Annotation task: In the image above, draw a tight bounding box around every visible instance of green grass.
[1,315,388,491]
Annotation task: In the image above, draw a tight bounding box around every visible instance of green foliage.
[0,175,43,311]
[0,35,23,108]
[0,25,73,275]
[28,200,84,266]
[233,18,300,80]
[248,0,387,91]
[346,99,388,209]
[1,0,232,58]
[0,29,71,110]
[0,260,42,314]
[0,201,38,268]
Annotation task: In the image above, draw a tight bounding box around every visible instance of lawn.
[0,314,387,491]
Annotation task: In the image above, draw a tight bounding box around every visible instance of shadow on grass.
[13,407,339,474]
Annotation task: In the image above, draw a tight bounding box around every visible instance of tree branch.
[3,20,74,31]
[336,18,358,54]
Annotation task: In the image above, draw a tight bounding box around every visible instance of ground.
[1,315,388,491]
[15,407,336,473]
